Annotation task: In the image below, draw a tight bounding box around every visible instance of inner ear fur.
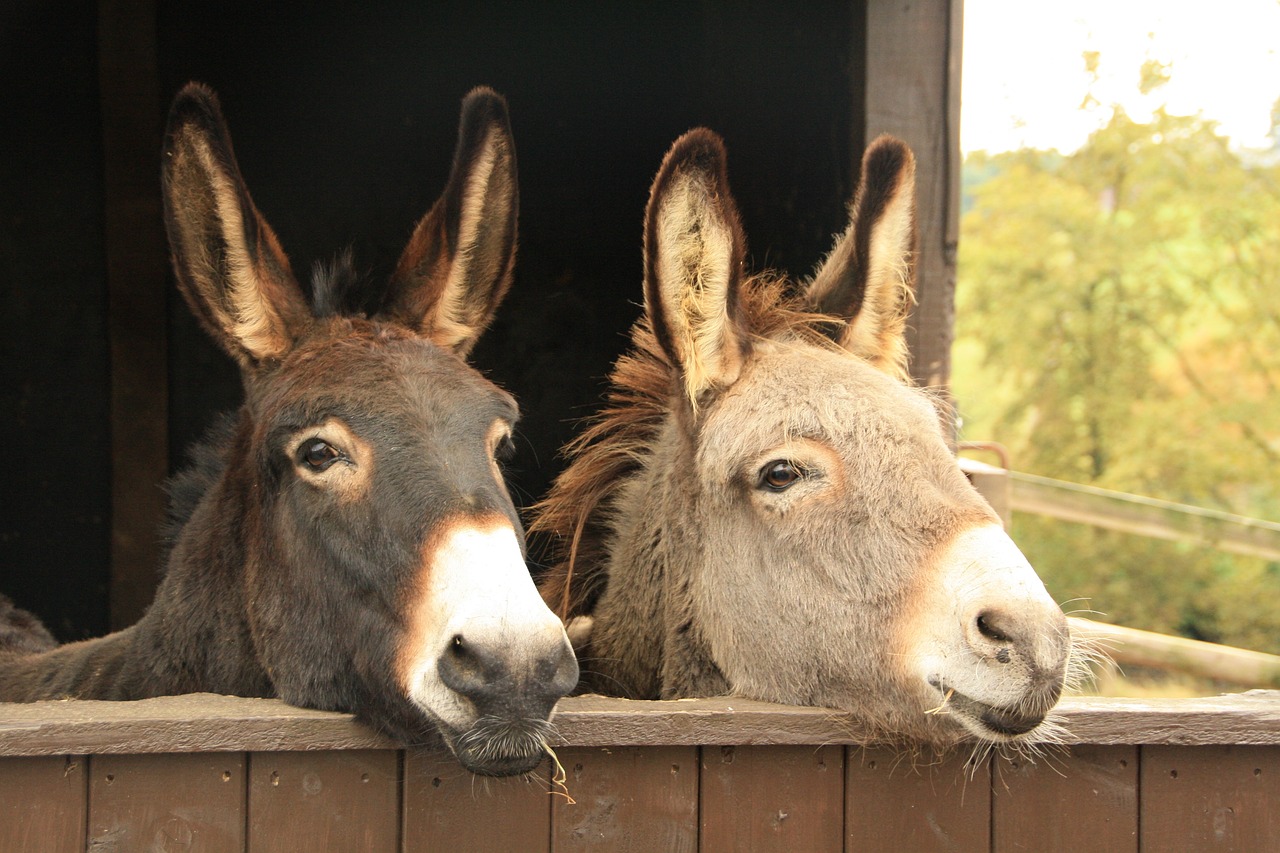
[162,83,310,368]
[382,87,519,357]
[806,135,916,378]
[643,128,749,406]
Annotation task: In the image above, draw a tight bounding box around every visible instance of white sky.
[961,0,1280,153]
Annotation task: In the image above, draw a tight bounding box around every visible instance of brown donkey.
[0,84,577,777]
[535,130,1076,750]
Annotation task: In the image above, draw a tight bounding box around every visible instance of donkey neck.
[0,415,270,702]
[587,417,729,700]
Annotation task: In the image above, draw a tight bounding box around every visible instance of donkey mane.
[532,274,842,619]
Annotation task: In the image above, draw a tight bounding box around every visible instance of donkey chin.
[908,523,1074,745]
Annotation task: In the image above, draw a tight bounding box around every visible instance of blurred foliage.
[955,70,1280,655]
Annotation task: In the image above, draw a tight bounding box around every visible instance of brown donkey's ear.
[382,87,518,357]
[806,135,916,379]
[162,83,311,368]
[643,128,749,407]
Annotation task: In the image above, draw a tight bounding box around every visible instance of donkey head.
[162,84,576,775]
[581,130,1071,747]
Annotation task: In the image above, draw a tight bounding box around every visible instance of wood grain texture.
[0,755,87,853]
[247,750,398,853]
[993,746,1137,853]
[700,744,844,853]
[2,692,1279,757]
[862,0,960,396]
[1140,744,1279,851]
[845,746,989,853]
[87,752,244,852]
[551,745,697,853]
[403,747,550,853]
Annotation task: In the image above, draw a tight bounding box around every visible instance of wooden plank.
[1010,471,1280,562]
[0,694,395,756]
[551,745,697,853]
[98,0,168,630]
[845,747,988,853]
[1070,617,1280,688]
[993,746,1137,853]
[87,752,245,851]
[700,744,844,853]
[247,750,398,852]
[862,0,961,398]
[0,755,87,852]
[3,693,1280,758]
[1140,745,1280,851]
[403,747,550,853]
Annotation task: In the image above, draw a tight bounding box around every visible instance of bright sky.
[961,0,1280,154]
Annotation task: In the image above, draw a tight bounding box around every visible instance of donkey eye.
[495,433,517,462]
[298,439,343,472]
[759,460,805,491]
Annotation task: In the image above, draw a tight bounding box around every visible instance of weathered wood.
[845,747,989,853]
[1140,745,1279,851]
[551,745,697,853]
[0,694,394,756]
[993,746,1137,853]
[700,744,844,853]
[247,750,399,853]
[98,0,168,630]
[862,0,961,399]
[0,755,87,853]
[403,748,550,853]
[2,692,1279,758]
[87,752,244,851]
[1009,470,1280,563]
[1070,617,1280,689]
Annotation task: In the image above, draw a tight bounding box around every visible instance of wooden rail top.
[2,691,1277,757]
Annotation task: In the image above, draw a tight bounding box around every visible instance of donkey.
[0,84,578,777]
[534,130,1075,749]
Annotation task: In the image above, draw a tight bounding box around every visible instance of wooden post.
[860,0,963,397]
[98,0,167,629]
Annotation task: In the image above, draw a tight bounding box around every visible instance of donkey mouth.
[928,680,1046,738]
[440,714,553,778]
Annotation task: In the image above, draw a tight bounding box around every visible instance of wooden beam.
[862,0,962,399]
[2,692,1280,756]
[1009,471,1280,562]
[98,0,167,629]
[1070,617,1280,689]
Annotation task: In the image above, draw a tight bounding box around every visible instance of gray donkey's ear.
[382,87,519,358]
[162,83,311,368]
[806,135,916,378]
[643,128,749,407]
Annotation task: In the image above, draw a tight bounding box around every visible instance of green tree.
[955,84,1280,653]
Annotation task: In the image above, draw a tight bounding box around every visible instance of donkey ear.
[162,83,310,368]
[643,129,748,405]
[806,135,916,376]
[382,87,518,357]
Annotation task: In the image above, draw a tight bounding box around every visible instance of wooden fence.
[2,692,1278,852]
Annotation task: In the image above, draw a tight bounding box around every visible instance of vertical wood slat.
[844,747,989,853]
[861,0,962,401]
[88,752,245,852]
[993,746,1138,853]
[552,745,698,853]
[247,750,399,853]
[1140,745,1279,851]
[700,744,844,853]
[98,0,169,630]
[0,755,87,852]
[403,748,550,853]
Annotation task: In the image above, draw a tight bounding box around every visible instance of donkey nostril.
[976,613,1008,643]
